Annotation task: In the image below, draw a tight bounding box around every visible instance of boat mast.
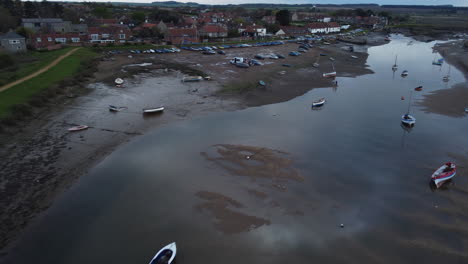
[332,61,335,72]
[407,90,413,114]
[394,55,397,66]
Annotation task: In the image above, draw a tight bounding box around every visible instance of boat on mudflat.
[182,76,202,82]
[323,71,336,78]
[431,162,456,188]
[148,242,177,264]
[68,125,88,132]
[401,114,415,127]
[143,106,164,114]
[312,98,325,107]
[115,78,124,85]
[109,105,127,112]
[401,70,408,77]
[414,86,423,91]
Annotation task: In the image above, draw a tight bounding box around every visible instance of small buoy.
[340,224,344,228]
[401,96,405,100]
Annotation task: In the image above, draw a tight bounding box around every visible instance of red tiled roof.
[201,24,227,33]
[166,27,198,37]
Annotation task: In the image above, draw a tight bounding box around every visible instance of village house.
[276,26,308,37]
[0,31,27,53]
[165,28,199,45]
[238,25,267,38]
[261,16,276,24]
[88,25,132,44]
[30,33,83,50]
[199,24,228,39]
[22,18,72,33]
[307,22,341,34]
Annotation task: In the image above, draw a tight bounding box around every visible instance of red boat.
[431,162,456,188]
[414,86,423,91]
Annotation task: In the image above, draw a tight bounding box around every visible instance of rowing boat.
[68,125,88,132]
[143,106,164,114]
[312,98,325,107]
[431,162,456,188]
[149,242,177,264]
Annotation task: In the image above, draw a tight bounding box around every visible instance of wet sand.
[0,37,382,252]
[419,40,468,117]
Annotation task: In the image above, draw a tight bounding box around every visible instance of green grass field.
[0,47,75,87]
[0,48,97,118]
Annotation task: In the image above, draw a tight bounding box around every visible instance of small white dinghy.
[68,125,88,132]
[115,78,124,85]
[143,106,164,114]
[401,70,408,77]
[312,98,326,107]
[431,162,456,188]
[149,242,177,264]
[401,114,415,127]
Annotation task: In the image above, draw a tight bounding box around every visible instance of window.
[47,37,52,42]
[36,38,42,42]
[119,34,125,39]
[102,33,109,38]
[55,38,66,43]
[9,40,20,44]
[71,38,80,43]
[91,34,98,40]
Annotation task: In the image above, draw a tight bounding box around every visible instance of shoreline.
[0,32,388,253]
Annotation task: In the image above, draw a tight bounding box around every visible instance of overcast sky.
[71,0,468,6]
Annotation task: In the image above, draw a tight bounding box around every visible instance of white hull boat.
[182,76,202,82]
[68,125,88,132]
[149,242,177,264]
[401,114,416,127]
[312,98,325,107]
[143,106,164,114]
[431,162,456,188]
[323,72,336,78]
[115,78,124,85]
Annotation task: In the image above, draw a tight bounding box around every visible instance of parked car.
[218,50,226,55]
[250,59,263,66]
[268,54,279,59]
[202,50,216,55]
[289,51,300,56]
[254,54,265,60]
[298,48,307,53]
[276,54,285,59]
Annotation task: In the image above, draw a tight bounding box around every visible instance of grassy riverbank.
[0,48,97,120]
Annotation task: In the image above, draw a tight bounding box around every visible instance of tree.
[62,8,80,23]
[266,23,280,34]
[276,9,290,26]
[355,8,367,17]
[52,3,63,17]
[16,26,33,38]
[92,6,111,19]
[23,1,37,17]
[132,11,146,25]
[0,7,18,33]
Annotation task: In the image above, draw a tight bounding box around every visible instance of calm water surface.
[4,35,468,264]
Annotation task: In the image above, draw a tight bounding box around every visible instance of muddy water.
[3,35,468,264]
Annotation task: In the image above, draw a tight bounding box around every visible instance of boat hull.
[312,99,326,107]
[432,163,456,188]
[323,72,336,78]
[401,114,416,126]
[143,107,164,114]
[149,242,177,264]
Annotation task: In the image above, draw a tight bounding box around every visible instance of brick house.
[238,25,267,37]
[307,22,341,34]
[30,33,83,49]
[165,28,199,44]
[199,24,227,38]
[277,26,308,37]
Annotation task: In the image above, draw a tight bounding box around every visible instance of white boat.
[109,105,127,112]
[323,62,336,78]
[392,55,398,71]
[115,78,124,85]
[182,76,202,82]
[230,57,245,64]
[312,98,325,107]
[431,162,456,188]
[143,106,164,114]
[401,70,408,77]
[68,125,88,132]
[149,242,177,264]
[313,62,319,68]
[401,114,416,127]
[465,107,468,113]
[351,55,358,59]
[443,65,451,82]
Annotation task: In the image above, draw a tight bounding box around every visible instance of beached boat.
[401,114,416,127]
[465,107,468,113]
[329,57,335,61]
[143,106,164,114]
[312,98,326,107]
[323,62,336,78]
[431,162,456,188]
[235,63,250,68]
[312,63,319,68]
[351,55,358,59]
[114,78,124,85]
[148,242,177,264]
[443,65,451,82]
[68,125,88,132]
[109,105,127,112]
[258,80,266,86]
[401,70,408,77]
[414,86,423,91]
[182,76,202,82]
